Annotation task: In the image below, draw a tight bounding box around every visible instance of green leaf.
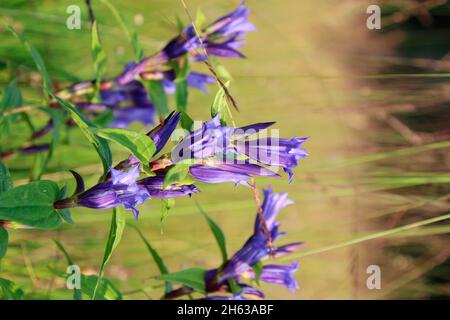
[196,201,228,264]
[94,128,156,165]
[195,8,207,30]
[146,80,169,115]
[156,268,206,293]
[0,162,12,194]
[0,278,24,300]
[92,206,126,299]
[160,198,175,233]
[52,94,112,175]
[175,79,188,113]
[0,79,23,116]
[57,186,74,224]
[0,227,8,259]
[0,180,61,229]
[252,261,263,285]
[100,0,143,61]
[163,162,193,189]
[180,112,194,131]
[132,226,172,293]
[83,275,122,300]
[211,82,230,126]
[7,25,52,98]
[91,21,107,101]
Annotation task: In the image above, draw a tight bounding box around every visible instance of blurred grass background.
[0,0,449,299]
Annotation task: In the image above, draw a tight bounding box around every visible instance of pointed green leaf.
[196,201,228,264]
[92,206,126,299]
[195,8,207,30]
[0,180,61,229]
[52,94,112,175]
[146,80,169,115]
[133,226,172,292]
[163,162,194,189]
[156,268,206,293]
[94,128,156,165]
[211,82,230,126]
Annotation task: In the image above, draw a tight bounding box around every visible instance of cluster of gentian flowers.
[49,2,307,299]
[0,3,255,161]
[164,187,302,300]
[57,2,255,129]
[54,112,308,222]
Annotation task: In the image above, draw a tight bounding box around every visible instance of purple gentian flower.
[75,165,150,219]
[163,2,255,61]
[146,111,181,155]
[259,262,299,293]
[137,175,199,198]
[189,161,278,187]
[171,114,233,161]
[242,262,299,293]
[235,137,308,183]
[213,186,302,289]
[187,72,215,93]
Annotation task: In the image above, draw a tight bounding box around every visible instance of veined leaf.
[92,207,126,299]
[100,0,143,60]
[52,94,112,175]
[146,80,169,115]
[94,128,156,165]
[0,180,61,229]
[7,25,52,98]
[0,162,12,194]
[196,200,228,264]
[156,268,206,294]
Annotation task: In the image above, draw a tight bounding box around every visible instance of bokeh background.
[1,0,449,299]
